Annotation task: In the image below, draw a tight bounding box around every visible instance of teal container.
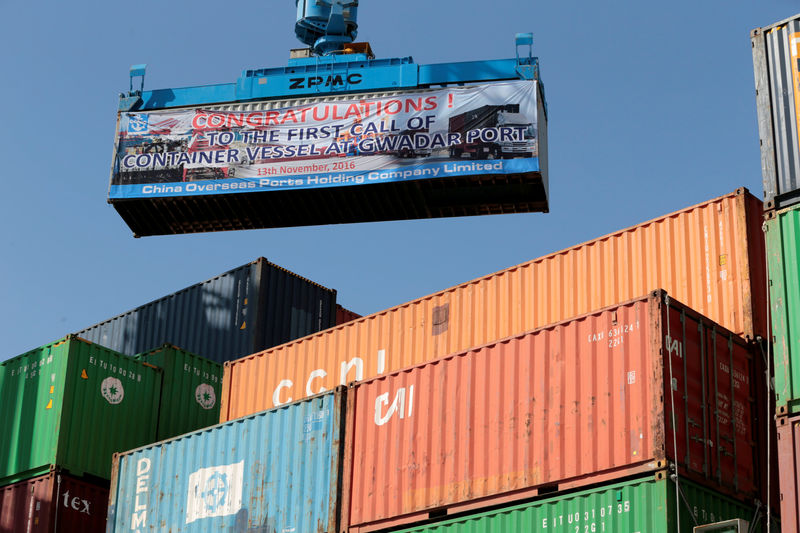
[766,205,800,415]
[393,474,773,533]
[135,344,223,440]
[0,335,161,485]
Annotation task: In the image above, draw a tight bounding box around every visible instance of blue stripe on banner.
[109,158,540,199]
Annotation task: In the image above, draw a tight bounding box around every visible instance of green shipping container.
[766,205,800,415]
[135,344,223,440]
[393,474,770,533]
[0,335,161,485]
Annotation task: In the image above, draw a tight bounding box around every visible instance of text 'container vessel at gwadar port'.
[0,471,110,533]
[134,344,223,441]
[391,474,770,533]
[221,188,766,421]
[106,388,345,533]
[0,336,161,485]
[340,291,762,532]
[76,257,337,364]
[765,205,800,415]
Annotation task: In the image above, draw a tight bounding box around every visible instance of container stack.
[104,187,775,532]
[0,336,162,532]
[752,12,800,532]
[0,259,345,532]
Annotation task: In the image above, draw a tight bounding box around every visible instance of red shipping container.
[0,471,109,533]
[341,291,760,532]
[336,304,362,326]
[777,414,800,530]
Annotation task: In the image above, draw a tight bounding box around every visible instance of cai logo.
[127,114,149,134]
[195,383,216,410]
[100,377,124,405]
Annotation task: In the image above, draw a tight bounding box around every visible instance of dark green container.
[393,474,771,533]
[135,344,223,440]
[766,205,800,415]
[0,335,161,485]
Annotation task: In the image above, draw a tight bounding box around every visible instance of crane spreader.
[109,1,549,236]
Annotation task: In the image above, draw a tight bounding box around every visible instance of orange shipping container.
[222,188,766,421]
[340,291,761,532]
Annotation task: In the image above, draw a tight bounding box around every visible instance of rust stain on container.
[222,188,766,422]
[341,291,761,530]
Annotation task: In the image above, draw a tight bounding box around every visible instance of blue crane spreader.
[109,0,548,236]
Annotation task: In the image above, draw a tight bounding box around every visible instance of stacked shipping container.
[222,188,765,418]
[752,13,800,527]
[106,291,772,531]
[765,204,800,524]
[199,187,772,531]
[76,257,338,364]
[0,259,344,532]
[106,389,346,532]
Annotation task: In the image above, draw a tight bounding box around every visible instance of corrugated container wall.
[0,336,161,485]
[222,188,766,420]
[76,257,337,364]
[341,291,762,531]
[766,205,800,414]
[777,414,800,532]
[753,14,800,210]
[134,344,223,441]
[0,471,109,533]
[106,388,345,533]
[391,475,768,533]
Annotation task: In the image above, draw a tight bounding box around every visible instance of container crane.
[110,1,549,236]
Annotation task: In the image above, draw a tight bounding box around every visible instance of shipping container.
[388,474,769,533]
[336,304,362,326]
[0,471,109,533]
[339,291,761,531]
[752,14,800,211]
[77,257,337,364]
[106,388,346,533]
[134,344,223,441]
[222,188,766,421]
[0,336,161,485]
[777,414,800,532]
[766,205,800,414]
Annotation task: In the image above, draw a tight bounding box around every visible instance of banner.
[110,80,540,199]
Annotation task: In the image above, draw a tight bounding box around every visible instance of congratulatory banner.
[109,80,540,199]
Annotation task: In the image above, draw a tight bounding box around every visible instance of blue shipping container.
[107,388,344,532]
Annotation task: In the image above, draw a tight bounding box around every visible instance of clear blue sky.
[0,1,795,359]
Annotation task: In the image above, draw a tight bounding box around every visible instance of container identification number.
[587,321,639,348]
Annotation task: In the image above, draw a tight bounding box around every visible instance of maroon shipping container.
[341,290,762,532]
[335,304,362,326]
[777,414,800,530]
[0,471,109,533]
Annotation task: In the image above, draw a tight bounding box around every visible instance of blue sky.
[0,1,796,359]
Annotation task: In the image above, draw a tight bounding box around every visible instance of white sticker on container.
[195,383,216,410]
[101,377,124,405]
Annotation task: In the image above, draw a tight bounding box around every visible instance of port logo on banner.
[185,460,244,523]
